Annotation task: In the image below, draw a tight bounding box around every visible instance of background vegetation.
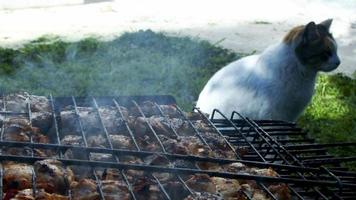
[1,30,355,167]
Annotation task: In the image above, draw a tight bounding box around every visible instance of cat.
[196,19,340,121]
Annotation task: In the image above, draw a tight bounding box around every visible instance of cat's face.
[284,19,340,72]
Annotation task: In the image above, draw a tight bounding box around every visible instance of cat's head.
[284,19,340,72]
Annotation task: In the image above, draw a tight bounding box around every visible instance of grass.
[253,21,272,25]
[0,30,355,168]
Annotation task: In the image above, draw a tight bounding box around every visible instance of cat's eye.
[321,51,332,61]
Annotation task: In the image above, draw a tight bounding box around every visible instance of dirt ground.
[0,0,355,75]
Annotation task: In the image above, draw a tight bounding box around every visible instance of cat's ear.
[303,21,320,43]
[319,19,333,31]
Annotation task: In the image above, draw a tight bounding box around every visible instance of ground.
[0,0,355,75]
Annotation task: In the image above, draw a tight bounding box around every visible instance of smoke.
[0,30,238,109]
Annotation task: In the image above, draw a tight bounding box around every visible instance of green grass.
[0,30,241,109]
[253,21,272,25]
[298,73,356,169]
[0,30,355,168]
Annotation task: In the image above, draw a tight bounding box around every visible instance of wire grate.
[0,94,354,199]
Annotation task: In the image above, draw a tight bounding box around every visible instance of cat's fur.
[196,19,340,121]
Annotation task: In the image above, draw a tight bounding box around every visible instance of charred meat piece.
[2,93,51,113]
[161,137,189,155]
[34,159,74,195]
[184,192,223,200]
[251,189,270,200]
[163,181,190,199]
[144,154,171,166]
[268,184,291,200]
[246,167,278,177]
[159,104,180,117]
[3,162,33,192]
[110,134,133,149]
[31,127,50,143]
[101,168,122,181]
[180,136,214,157]
[61,135,83,146]
[130,101,180,117]
[31,111,52,133]
[28,95,51,113]
[2,117,31,130]
[201,132,235,159]
[4,188,34,200]
[3,93,29,112]
[60,107,101,133]
[4,126,30,142]
[70,179,99,200]
[192,120,214,132]
[130,117,149,137]
[130,101,160,117]
[132,177,163,200]
[144,154,173,182]
[185,174,216,194]
[90,153,113,161]
[3,147,33,156]
[87,134,107,147]
[211,177,241,199]
[132,116,194,137]
[36,189,69,200]
[98,107,127,134]
[136,135,161,152]
[102,180,130,200]
[224,162,247,173]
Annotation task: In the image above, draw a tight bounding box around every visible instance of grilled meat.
[98,107,127,134]
[163,181,190,200]
[60,107,100,133]
[110,134,133,149]
[61,135,83,146]
[5,188,34,200]
[180,136,213,157]
[132,177,162,200]
[36,189,69,200]
[2,92,51,113]
[34,159,74,195]
[185,174,216,194]
[102,180,130,200]
[87,134,107,147]
[90,153,113,161]
[3,162,33,192]
[70,179,99,200]
[31,111,52,133]
[131,116,194,137]
[268,184,291,200]
[130,101,180,118]
[101,168,122,181]
[4,126,30,142]
[211,177,241,199]
[0,95,292,199]
[161,136,189,155]
[184,192,223,200]
[3,93,29,113]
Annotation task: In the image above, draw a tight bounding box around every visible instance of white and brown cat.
[197,19,340,121]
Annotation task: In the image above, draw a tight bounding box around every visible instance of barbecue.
[0,92,355,200]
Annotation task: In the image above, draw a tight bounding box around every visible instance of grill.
[0,94,355,199]
[210,109,356,199]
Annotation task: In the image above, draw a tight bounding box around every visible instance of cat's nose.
[332,55,341,66]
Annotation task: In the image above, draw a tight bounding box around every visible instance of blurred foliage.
[0,30,355,168]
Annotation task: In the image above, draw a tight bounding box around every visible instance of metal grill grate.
[210,109,356,199]
[0,94,355,199]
